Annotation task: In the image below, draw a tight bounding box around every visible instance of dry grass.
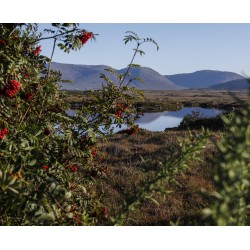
[93,129,217,225]
[64,89,249,112]
[141,89,248,111]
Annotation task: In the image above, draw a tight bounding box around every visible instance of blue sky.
[38,23,250,76]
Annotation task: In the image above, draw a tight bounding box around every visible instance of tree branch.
[36,28,79,42]
[47,38,57,78]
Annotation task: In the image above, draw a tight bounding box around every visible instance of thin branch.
[47,38,57,78]
[8,26,18,37]
[119,43,140,88]
[36,28,79,42]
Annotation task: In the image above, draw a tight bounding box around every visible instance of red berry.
[33,45,41,55]
[79,32,92,44]
[42,165,49,171]
[70,165,77,173]
[0,39,6,45]
[91,149,97,157]
[65,165,78,173]
[0,128,8,140]
[124,125,139,136]
[24,92,33,101]
[0,80,20,98]
[115,103,126,117]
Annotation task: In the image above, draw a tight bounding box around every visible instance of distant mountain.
[165,70,244,89]
[51,63,247,91]
[116,67,183,90]
[51,62,183,90]
[209,78,250,90]
[51,62,113,90]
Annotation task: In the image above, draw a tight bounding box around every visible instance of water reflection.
[65,107,223,132]
[136,107,223,131]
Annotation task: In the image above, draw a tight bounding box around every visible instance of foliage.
[0,24,158,225]
[203,98,250,225]
[179,110,226,131]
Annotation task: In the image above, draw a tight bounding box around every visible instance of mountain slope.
[51,62,113,90]
[117,67,184,90]
[51,62,183,90]
[165,70,244,88]
[209,78,250,90]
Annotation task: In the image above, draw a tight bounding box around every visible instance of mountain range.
[165,70,245,89]
[209,78,250,90]
[51,62,248,91]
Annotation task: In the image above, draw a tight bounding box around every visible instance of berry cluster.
[64,164,78,173]
[24,92,33,101]
[99,207,109,224]
[91,149,97,157]
[42,165,49,171]
[0,128,8,140]
[124,125,139,135]
[33,45,41,55]
[69,165,77,173]
[115,103,126,117]
[79,32,92,44]
[0,39,6,45]
[24,74,29,79]
[1,80,20,98]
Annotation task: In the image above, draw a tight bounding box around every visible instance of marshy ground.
[64,89,249,112]
[93,129,219,225]
[65,89,247,225]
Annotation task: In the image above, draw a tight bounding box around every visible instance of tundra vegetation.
[0,23,249,225]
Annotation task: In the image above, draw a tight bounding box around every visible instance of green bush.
[179,110,226,130]
[0,24,158,225]
[204,98,250,225]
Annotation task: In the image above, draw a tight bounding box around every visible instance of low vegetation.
[94,129,216,225]
[64,89,249,112]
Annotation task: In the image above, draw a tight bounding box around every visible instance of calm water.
[65,107,223,132]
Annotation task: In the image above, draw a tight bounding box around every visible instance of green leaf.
[64,191,72,199]
[27,159,37,166]
[7,187,19,196]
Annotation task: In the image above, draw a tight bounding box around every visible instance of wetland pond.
[65,107,224,132]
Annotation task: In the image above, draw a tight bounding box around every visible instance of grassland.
[64,89,249,112]
[94,129,218,225]
[65,89,247,225]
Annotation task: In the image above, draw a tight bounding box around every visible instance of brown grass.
[64,89,249,112]
[93,129,217,225]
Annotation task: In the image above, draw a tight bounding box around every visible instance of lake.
[65,107,223,132]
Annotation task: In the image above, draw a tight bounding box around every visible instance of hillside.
[116,67,183,90]
[51,62,183,90]
[209,78,250,90]
[51,62,113,90]
[166,70,244,89]
[51,63,247,91]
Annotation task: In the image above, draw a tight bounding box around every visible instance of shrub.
[203,98,250,225]
[0,24,158,225]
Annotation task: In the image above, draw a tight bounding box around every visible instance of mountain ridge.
[209,78,250,90]
[165,70,244,89]
[51,62,247,90]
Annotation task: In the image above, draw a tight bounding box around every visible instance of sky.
[38,23,250,76]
